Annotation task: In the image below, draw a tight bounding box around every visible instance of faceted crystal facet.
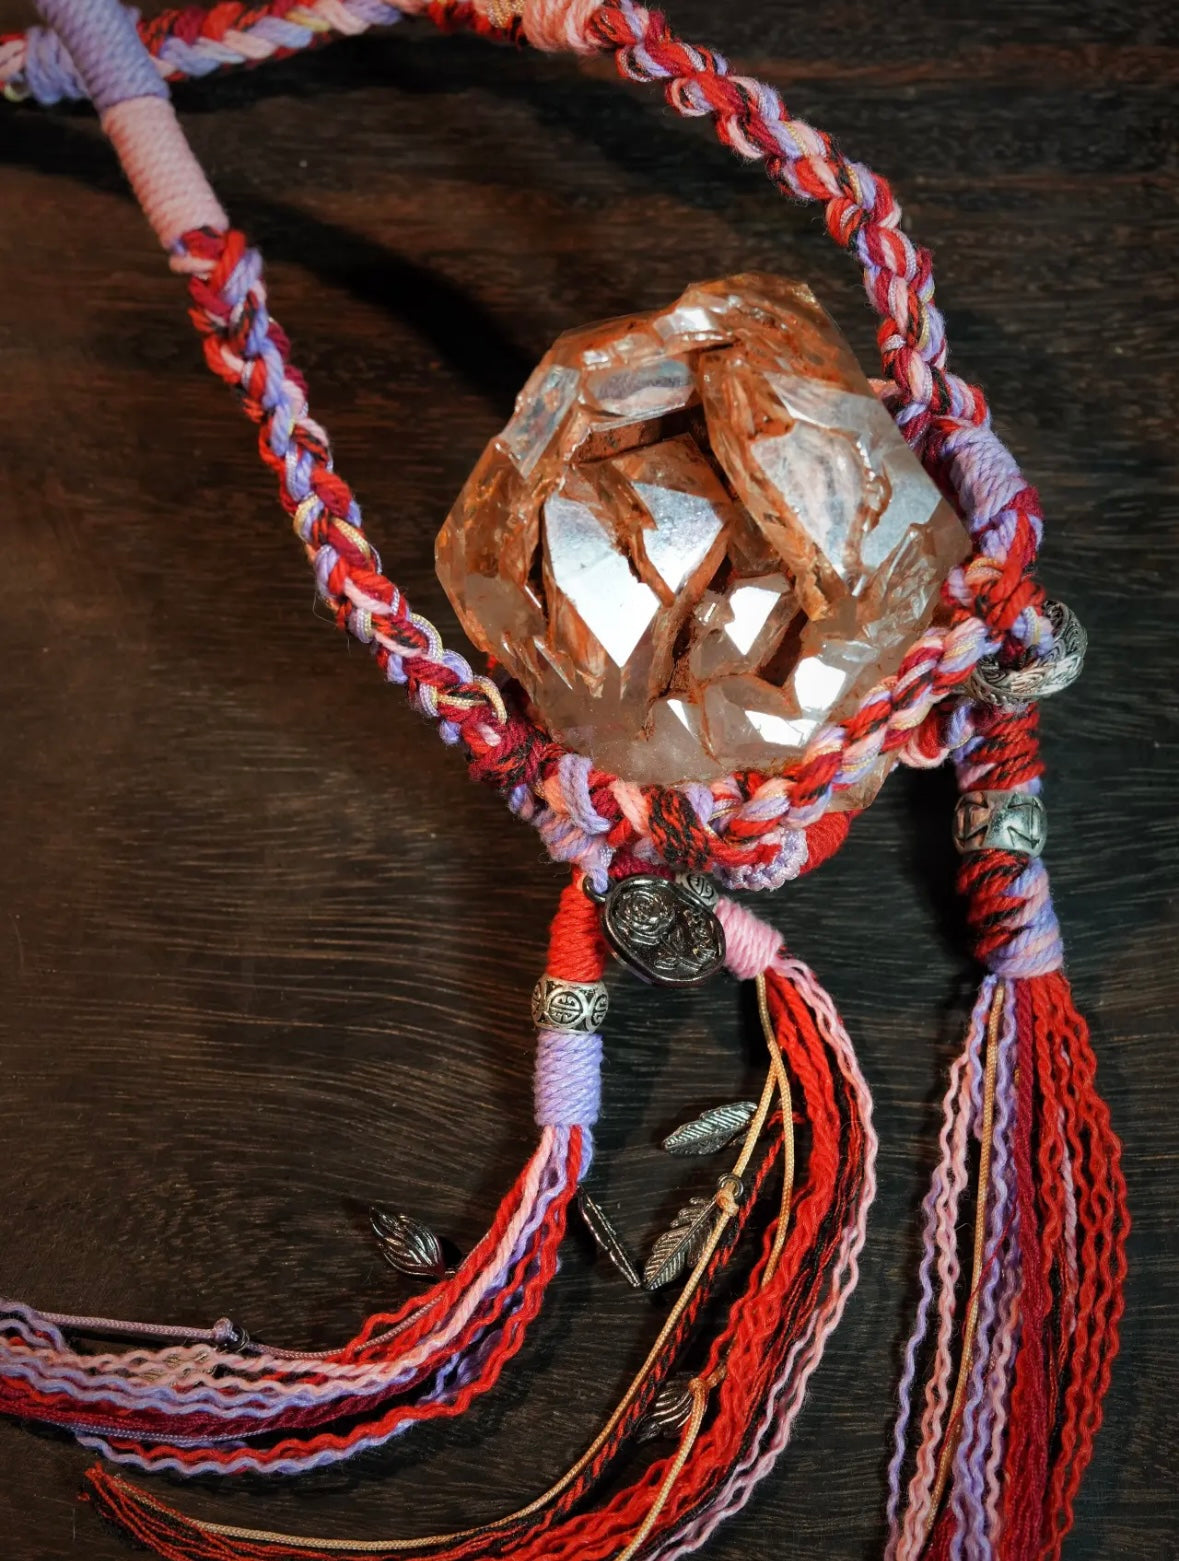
[437,274,970,790]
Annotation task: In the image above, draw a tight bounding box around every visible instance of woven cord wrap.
[32,0,166,110]
[28,0,1060,888]
[33,0,228,245]
[952,705,1064,978]
[534,882,609,1136]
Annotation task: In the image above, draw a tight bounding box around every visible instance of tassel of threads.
[0,886,608,1475]
[886,706,1128,1560]
[0,1136,581,1473]
[80,901,877,1561]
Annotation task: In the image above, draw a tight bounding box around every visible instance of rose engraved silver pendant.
[589,874,726,987]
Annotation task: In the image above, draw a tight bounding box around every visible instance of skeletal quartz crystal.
[436,275,969,788]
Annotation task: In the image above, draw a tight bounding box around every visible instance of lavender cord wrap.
[34,0,167,113]
[535,1028,604,1128]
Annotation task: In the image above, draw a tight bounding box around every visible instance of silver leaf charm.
[635,1376,695,1443]
[370,1207,447,1281]
[662,1101,757,1157]
[577,1189,643,1289]
[643,1196,718,1291]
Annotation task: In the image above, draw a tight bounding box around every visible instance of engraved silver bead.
[531,975,609,1033]
[953,790,1047,857]
[966,599,1087,709]
[370,1207,449,1280]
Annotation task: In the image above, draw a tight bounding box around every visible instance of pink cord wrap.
[102,96,227,250]
[718,896,785,981]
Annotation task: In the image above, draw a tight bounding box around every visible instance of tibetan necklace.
[0,3,1127,1559]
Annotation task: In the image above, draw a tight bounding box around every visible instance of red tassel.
[1002,980,1053,1553]
[83,948,876,1561]
[1029,973,1128,1559]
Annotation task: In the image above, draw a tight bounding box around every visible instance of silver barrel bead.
[531,975,609,1033]
[966,599,1087,709]
[953,790,1047,857]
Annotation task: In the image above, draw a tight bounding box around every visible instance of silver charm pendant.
[635,1377,696,1443]
[588,874,726,987]
[577,1188,644,1290]
[662,1101,757,1156]
[370,1207,449,1280]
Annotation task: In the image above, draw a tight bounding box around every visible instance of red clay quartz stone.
[436,275,970,792]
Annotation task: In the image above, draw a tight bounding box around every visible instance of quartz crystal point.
[436,275,969,791]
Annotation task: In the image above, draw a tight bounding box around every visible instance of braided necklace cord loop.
[9,0,1065,885]
[0,7,1129,1561]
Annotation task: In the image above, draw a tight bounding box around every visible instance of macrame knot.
[717,829,808,892]
[716,897,783,981]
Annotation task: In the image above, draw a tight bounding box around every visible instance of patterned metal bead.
[675,871,720,910]
[531,975,609,1033]
[953,790,1047,857]
[966,599,1087,709]
[370,1208,448,1281]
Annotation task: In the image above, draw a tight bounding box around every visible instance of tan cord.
[755,971,795,1286]
[612,1373,713,1561]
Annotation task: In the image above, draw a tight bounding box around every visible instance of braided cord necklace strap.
[28,0,1055,888]
[1,1,405,101]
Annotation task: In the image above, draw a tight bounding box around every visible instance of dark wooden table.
[1,3,1175,1556]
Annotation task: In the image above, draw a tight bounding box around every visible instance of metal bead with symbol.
[531,975,609,1033]
[953,790,1047,857]
[966,599,1087,709]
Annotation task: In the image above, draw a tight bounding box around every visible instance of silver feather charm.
[578,1189,643,1289]
[635,1377,695,1443]
[661,1101,757,1157]
[370,1207,447,1280]
[643,1196,718,1290]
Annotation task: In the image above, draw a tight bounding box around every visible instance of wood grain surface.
[0,2,1176,1556]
